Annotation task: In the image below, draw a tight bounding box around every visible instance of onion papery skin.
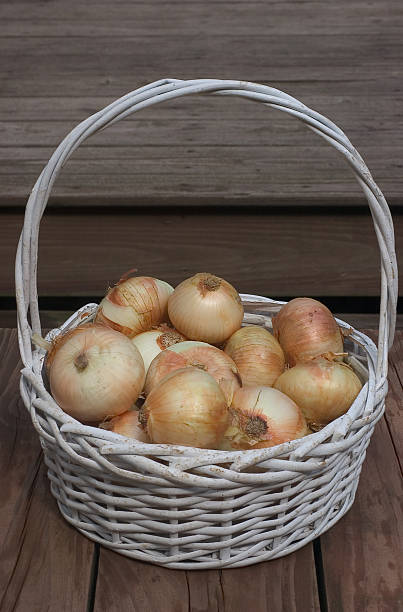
[47,324,145,423]
[272,297,344,366]
[144,340,241,405]
[131,329,186,374]
[220,386,308,450]
[140,368,229,449]
[274,357,363,428]
[224,325,285,387]
[168,273,244,344]
[95,276,174,338]
[100,410,150,442]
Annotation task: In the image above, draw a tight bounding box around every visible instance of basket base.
[51,481,359,570]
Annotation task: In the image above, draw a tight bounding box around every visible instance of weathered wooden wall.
[1,0,401,324]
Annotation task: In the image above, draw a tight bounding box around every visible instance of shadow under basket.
[16,79,398,569]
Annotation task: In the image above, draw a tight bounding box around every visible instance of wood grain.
[384,332,403,470]
[2,212,402,299]
[0,38,401,90]
[1,1,402,37]
[1,326,401,609]
[93,544,319,611]
[320,353,403,612]
[361,329,402,471]
[1,94,403,123]
[93,552,189,612]
[218,544,320,611]
[1,0,402,208]
[0,329,95,612]
[0,99,401,207]
[1,140,400,208]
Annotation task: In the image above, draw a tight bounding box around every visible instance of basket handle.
[15,78,398,386]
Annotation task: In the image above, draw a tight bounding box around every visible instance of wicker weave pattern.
[15,80,398,568]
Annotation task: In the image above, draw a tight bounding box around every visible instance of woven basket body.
[16,79,398,569]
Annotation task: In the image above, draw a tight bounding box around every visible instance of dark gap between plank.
[313,538,329,612]
[1,296,401,314]
[384,416,403,477]
[86,544,100,612]
[2,203,403,216]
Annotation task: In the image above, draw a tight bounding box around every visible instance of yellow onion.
[46,324,145,423]
[224,325,285,387]
[220,386,308,450]
[168,273,244,344]
[131,329,186,374]
[144,340,241,405]
[272,297,344,366]
[95,275,174,338]
[274,357,363,429]
[100,410,150,442]
[139,368,229,449]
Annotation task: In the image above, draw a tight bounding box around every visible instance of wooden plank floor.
[0,330,94,611]
[0,328,401,611]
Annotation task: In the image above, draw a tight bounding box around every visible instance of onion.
[100,410,151,442]
[274,357,363,429]
[220,386,308,450]
[168,273,244,344]
[272,297,344,366]
[46,324,145,423]
[144,340,241,405]
[95,275,174,338]
[131,329,186,374]
[224,325,285,387]
[139,367,229,449]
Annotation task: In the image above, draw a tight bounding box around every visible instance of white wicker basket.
[16,79,398,569]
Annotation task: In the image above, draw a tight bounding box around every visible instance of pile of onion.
[36,270,363,451]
